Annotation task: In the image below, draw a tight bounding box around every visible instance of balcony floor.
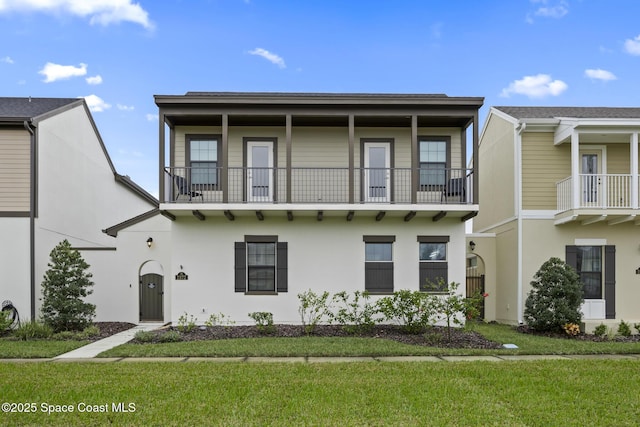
[554,208,640,226]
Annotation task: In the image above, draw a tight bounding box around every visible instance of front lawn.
[0,340,87,358]
[0,360,638,426]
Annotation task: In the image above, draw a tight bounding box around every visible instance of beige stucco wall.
[521,219,640,323]
[0,128,30,212]
[474,113,515,231]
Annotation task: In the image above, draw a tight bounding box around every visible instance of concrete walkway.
[53,323,165,359]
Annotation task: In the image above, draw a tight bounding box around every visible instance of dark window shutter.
[604,245,616,319]
[277,242,288,293]
[565,246,578,271]
[420,263,448,291]
[365,262,393,293]
[234,242,246,292]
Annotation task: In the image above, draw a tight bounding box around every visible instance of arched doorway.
[466,253,486,319]
[139,261,164,322]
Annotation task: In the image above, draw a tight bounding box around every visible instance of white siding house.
[0,97,157,322]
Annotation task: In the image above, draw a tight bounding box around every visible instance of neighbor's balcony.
[163,167,474,205]
[557,174,638,211]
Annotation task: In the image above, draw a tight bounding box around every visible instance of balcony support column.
[159,112,165,202]
[631,132,639,209]
[348,114,355,204]
[571,130,580,209]
[222,114,228,203]
[411,115,418,204]
[472,110,479,205]
[286,114,292,203]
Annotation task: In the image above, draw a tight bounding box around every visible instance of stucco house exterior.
[474,106,640,331]
[0,97,157,322]
[108,92,484,325]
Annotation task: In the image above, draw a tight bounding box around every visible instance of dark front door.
[140,273,163,321]
[466,274,485,319]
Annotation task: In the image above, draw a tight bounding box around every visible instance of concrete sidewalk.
[53,323,165,359]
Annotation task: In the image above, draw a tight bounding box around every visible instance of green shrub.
[331,291,380,334]
[176,313,197,333]
[298,289,331,335]
[248,312,276,334]
[429,281,474,342]
[634,323,640,334]
[204,312,235,327]
[0,310,13,335]
[377,290,435,334]
[13,321,53,340]
[524,257,583,332]
[617,320,632,337]
[134,330,155,343]
[159,331,182,343]
[593,323,608,337]
[41,240,96,332]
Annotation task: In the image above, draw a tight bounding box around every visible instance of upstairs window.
[419,137,450,188]
[187,135,220,188]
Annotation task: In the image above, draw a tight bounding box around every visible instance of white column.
[631,132,638,209]
[571,130,580,209]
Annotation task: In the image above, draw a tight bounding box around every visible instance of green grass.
[0,361,638,426]
[0,339,87,358]
[99,323,640,358]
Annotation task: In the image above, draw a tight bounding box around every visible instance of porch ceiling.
[554,209,640,226]
[160,203,479,223]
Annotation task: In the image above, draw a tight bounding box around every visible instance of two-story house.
[114,92,483,324]
[0,97,157,322]
[475,106,640,330]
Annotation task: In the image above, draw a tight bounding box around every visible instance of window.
[419,137,449,188]
[418,236,449,291]
[566,245,616,319]
[235,236,288,294]
[187,135,220,187]
[363,236,394,293]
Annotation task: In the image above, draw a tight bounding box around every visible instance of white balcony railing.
[556,174,634,212]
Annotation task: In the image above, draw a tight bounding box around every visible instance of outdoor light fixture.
[469,240,476,251]
[146,237,153,248]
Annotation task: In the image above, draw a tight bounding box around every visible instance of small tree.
[524,257,583,332]
[41,240,96,332]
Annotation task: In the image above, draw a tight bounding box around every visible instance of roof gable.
[0,97,81,120]
[495,106,640,120]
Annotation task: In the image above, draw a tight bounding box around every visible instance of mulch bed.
[137,324,505,349]
[91,322,137,341]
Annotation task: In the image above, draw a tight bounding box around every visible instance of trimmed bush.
[298,289,331,335]
[377,290,435,334]
[331,291,380,334]
[618,320,632,337]
[524,257,583,332]
[41,240,95,332]
[248,312,275,334]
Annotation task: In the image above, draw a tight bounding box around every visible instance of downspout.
[515,122,525,325]
[23,120,36,320]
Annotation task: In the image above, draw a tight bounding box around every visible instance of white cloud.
[500,74,568,98]
[248,48,286,68]
[624,35,640,55]
[82,94,111,112]
[0,0,154,30]
[39,62,87,82]
[145,113,158,121]
[86,74,102,85]
[117,104,134,111]
[1,56,14,64]
[584,69,616,81]
[527,0,568,23]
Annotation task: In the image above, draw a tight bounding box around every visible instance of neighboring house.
[475,106,640,330]
[109,92,483,324]
[0,97,157,322]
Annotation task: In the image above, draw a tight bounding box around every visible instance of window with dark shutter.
[235,236,288,294]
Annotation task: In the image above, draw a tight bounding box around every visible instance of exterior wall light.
[146,237,153,248]
[469,240,476,251]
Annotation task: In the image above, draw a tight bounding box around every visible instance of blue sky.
[2,0,640,197]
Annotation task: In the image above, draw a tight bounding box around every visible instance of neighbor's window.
[576,246,602,299]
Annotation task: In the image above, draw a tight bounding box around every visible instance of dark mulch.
[138,324,504,349]
[516,325,640,342]
[91,322,137,341]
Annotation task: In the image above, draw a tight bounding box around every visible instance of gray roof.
[495,106,640,120]
[0,97,81,119]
